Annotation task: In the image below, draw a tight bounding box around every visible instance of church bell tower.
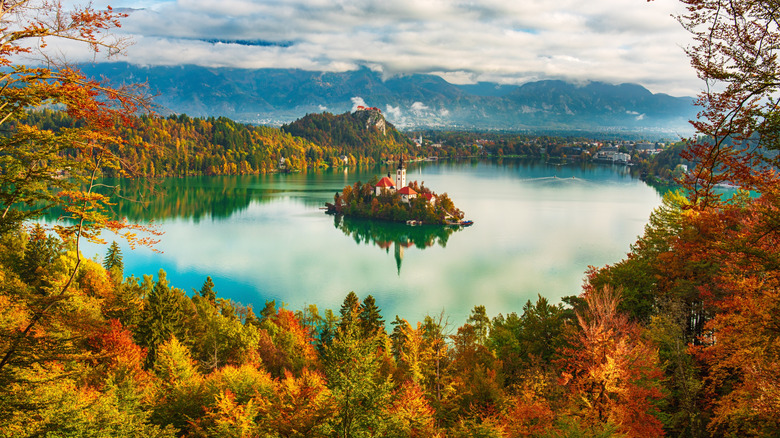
[395,156,406,189]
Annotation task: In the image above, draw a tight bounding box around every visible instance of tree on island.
[330,178,464,224]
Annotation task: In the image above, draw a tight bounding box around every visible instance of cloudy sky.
[65,0,699,96]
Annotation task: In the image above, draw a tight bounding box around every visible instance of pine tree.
[103,241,124,279]
[338,291,360,332]
[138,270,185,366]
[323,302,394,436]
[359,295,385,336]
[390,315,407,361]
[18,224,62,292]
[199,276,216,303]
[467,305,491,346]
[260,300,277,321]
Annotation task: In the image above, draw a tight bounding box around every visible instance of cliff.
[281,110,413,158]
[353,107,386,135]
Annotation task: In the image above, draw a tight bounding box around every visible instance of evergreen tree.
[260,299,277,321]
[199,276,216,303]
[323,302,395,436]
[359,295,385,336]
[103,241,124,280]
[467,305,491,346]
[138,270,185,366]
[390,315,407,361]
[316,309,339,355]
[18,224,62,292]
[105,275,145,330]
[338,291,360,332]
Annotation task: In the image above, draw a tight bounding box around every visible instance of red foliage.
[88,319,147,382]
[561,287,665,437]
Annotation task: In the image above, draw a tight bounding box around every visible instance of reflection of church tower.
[394,241,404,276]
[396,156,406,189]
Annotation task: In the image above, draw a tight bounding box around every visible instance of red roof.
[376,176,396,188]
[397,186,417,195]
[421,193,435,201]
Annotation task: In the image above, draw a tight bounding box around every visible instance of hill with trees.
[21,110,422,178]
[281,109,415,162]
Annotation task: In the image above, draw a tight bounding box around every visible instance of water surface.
[83,160,661,322]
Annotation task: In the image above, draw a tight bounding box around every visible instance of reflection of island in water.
[333,215,463,275]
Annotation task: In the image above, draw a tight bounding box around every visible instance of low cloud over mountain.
[80,63,697,134]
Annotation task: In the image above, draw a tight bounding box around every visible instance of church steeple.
[395,156,406,189]
[394,241,404,276]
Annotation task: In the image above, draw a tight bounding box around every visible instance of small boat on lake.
[446,219,473,226]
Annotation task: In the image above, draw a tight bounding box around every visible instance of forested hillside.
[281,110,415,160]
[22,110,420,178]
[0,231,668,436]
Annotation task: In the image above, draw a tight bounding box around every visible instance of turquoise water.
[80,159,661,323]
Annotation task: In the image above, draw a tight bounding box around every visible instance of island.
[326,157,470,226]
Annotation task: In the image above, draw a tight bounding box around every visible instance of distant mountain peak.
[75,62,696,135]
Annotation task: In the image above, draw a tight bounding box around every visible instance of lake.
[81,159,663,323]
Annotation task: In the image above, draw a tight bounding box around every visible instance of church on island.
[326,156,468,225]
[373,157,436,205]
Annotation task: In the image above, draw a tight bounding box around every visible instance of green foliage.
[331,179,465,224]
[488,295,571,390]
[467,305,491,346]
[282,111,414,161]
[359,294,385,336]
[150,337,205,433]
[138,270,187,366]
[199,276,216,303]
[322,303,395,437]
[103,241,124,281]
[190,296,260,372]
[18,224,63,292]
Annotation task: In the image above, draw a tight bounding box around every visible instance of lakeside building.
[375,176,396,196]
[374,157,422,204]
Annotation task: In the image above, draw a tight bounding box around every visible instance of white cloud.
[410,102,429,116]
[385,104,403,121]
[54,0,700,96]
[350,97,366,112]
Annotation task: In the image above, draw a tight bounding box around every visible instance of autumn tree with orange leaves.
[674,0,780,433]
[560,286,665,437]
[674,0,780,205]
[0,0,158,430]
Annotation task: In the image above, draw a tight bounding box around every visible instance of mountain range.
[78,63,697,135]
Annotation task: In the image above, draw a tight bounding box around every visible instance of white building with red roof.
[397,186,417,203]
[421,193,436,203]
[374,176,396,195]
